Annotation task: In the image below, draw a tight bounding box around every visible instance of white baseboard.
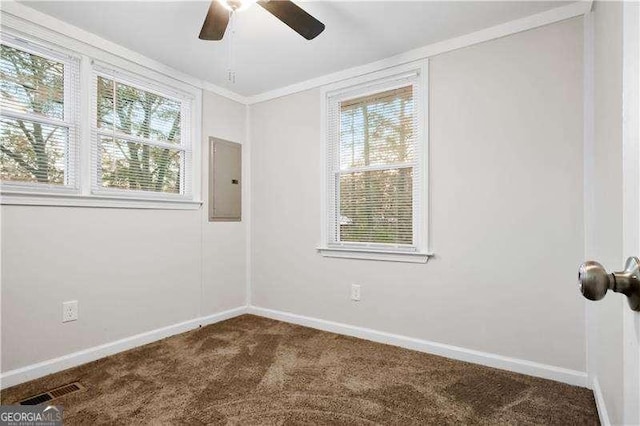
[592,377,611,426]
[0,306,247,390]
[247,305,589,388]
[2,305,590,392]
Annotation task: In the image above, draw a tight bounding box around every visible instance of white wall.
[201,92,248,314]
[0,90,247,373]
[587,1,625,424]
[250,18,586,372]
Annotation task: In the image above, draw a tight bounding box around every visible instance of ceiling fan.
[199,0,325,41]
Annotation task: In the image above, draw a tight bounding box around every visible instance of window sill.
[0,192,202,210]
[317,247,433,263]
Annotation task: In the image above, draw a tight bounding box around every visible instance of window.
[321,66,429,262]
[0,36,79,192]
[92,67,192,199]
[0,30,200,209]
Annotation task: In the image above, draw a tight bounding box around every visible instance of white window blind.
[0,36,79,191]
[326,72,423,252]
[92,66,192,199]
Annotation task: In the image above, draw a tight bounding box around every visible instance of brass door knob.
[578,257,640,311]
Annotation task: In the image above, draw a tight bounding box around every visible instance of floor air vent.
[19,393,52,405]
[19,382,84,405]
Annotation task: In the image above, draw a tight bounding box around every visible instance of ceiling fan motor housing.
[225,0,246,11]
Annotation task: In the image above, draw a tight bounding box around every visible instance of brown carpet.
[1,315,598,425]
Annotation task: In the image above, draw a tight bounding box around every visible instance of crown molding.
[0,1,248,104]
[1,0,592,107]
[244,0,593,105]
[201,81,250,105]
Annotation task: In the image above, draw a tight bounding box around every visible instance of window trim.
[0,28,203,210]
[0,32,81,195]
[318,61,432,262]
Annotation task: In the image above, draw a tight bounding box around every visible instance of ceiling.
[22,1,571,97]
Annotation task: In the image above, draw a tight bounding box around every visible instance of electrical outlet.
[351,284,361,301]
[62,300,78,323]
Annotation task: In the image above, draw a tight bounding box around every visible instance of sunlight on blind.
[339,168,413,244]
[336,85,416,245]
[340,86,414,170]
[0,117,68,184]
[100,136,182,194]
[97,77,181,144]
[95,76,185,194]
[0,45,64,120]
[0,43,75,186]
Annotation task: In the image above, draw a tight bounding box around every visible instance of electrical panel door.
[209,137,241,222]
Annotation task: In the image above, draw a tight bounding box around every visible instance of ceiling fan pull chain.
[226,11,237,84]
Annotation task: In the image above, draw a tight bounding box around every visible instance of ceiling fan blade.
[257,0,325,40]
[199,1,230,41]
